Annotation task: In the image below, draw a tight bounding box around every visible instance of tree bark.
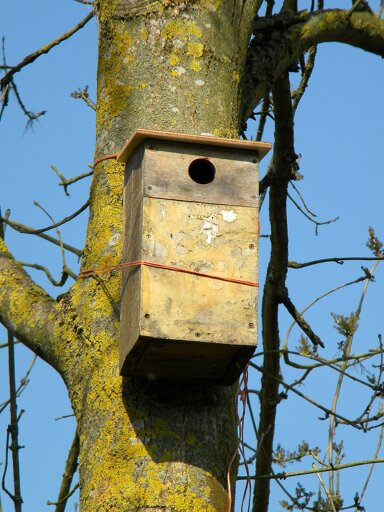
[58,0,259,509]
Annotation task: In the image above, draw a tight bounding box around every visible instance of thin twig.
[0,355,37,415]
[0,38,10,121]
[313,464,337,512]
[0,340,20,350]
[18,261,76,286]
[282,274,372,349]
[238,457,384,480]
[288,192,339,234]
[256,93,271,142]
[292,46,317,112]
[289,256,384,268]
[250,362,370,429]
[7,331,23,511]
[0,12,94,90]
[290,181,317,217]
[70,86,96,111]
[348,0,364,16]
[359,412,384,505]
[10,79,46,127]
[0,84,9,104]
[255,347,383,368]
[32,202,77,289]
[280,290,325,348]
[54,414,75,422]
[0,218,82,256]
[47,431,79,512]
[0,208,10,240]
[283,349,381,391]
[327,261,380,493]
[2,430,13,500]
[50,166,93,197]
[47,484,79,508]
[12,200,89,235]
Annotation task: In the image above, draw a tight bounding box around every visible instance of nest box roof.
[117,129,272,164]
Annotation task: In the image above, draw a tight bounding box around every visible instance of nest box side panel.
[120,145,146,372]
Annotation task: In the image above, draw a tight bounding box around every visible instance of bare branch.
[359,417,384,505]
[0,217,82,257]
[19,261,76,286]
[10,78,46,127]
[289,181,316,217]
[280,289,325,348]
[282,349,382,391]
[6,331,23,511]
[327,261,380,492]
[243,9,384,120]
[288,192,339,234]
[18,200,90,235]
[256,93,271,141]
[46,431,79,512]
[289,256,384,268]
[0,354,37,415]
[0,339,20,350]
[313,463,338,512]
[70,86,96,111]
[0,237,64,370]
[251,362,377,429]
[0,12,94,91]
[239,458,384,480]
[292,46,317,112]
[254,71,295,512]
[50,166,93,197]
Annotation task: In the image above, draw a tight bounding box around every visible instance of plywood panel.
[120,145,145,369]
[138,198,258,344]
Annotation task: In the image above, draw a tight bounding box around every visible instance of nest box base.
[120,336,254,385]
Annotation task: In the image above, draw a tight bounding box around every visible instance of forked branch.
[0,237,63,371]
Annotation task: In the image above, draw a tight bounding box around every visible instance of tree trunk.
[63,0,257,509]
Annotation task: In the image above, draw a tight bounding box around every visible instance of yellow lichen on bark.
[0,1,260,510]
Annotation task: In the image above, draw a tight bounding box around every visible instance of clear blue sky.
[1,1,384,511]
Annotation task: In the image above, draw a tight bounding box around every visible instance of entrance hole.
[188,159,216,184]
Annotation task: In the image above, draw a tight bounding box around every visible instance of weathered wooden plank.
[133,340,254,384]
[142,141,259,207]
[120,145,145,371]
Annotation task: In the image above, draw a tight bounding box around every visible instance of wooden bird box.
[117,129,271,385]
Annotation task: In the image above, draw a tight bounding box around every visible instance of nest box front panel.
[120,138,260,384]
[140,198,258,342]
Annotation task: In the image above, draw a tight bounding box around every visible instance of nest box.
[117,129,271,385]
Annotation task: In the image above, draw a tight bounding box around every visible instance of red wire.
[92,153,118,167]
[227,366,251,512]
[79,259,258,288]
